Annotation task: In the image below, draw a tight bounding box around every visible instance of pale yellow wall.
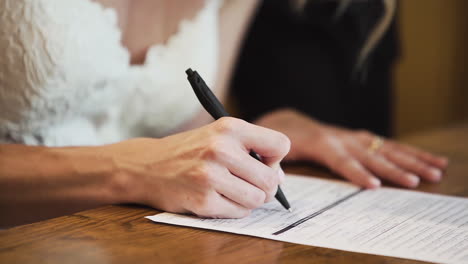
[395,0,468,136]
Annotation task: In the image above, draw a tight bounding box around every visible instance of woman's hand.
[255,109,448,189]
[104,117,290,218]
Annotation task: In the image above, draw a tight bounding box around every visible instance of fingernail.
[407,173,420,187]
[429,168,442,182]
[369,178,381,188]
[278,167,286,184]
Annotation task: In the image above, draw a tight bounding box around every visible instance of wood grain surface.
[1,124,467,264]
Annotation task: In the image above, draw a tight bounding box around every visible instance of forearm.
[0,144,129,227]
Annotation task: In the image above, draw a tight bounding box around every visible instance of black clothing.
[231,0,400,137]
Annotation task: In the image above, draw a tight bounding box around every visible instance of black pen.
[186,68,292,212]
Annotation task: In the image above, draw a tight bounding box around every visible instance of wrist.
[96,138,165,207]
[93,143,142,205]
[53,144,137,205]
[254,108,323,159]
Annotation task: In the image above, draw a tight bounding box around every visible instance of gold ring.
[368,136,384,154]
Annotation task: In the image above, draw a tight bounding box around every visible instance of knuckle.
[315,130,329,142]
[411,159,426,173]
[376,156,394,172]
[317,133,339,148]
[249,190,266,208]
[355,129,373,140]
[213,117,243,134]
[190,164,214,187]
[193,196,215,217]
[379,142,395,155]
[265,194,275,203]
[268,172,280,190]
[332,156,355,172]
[267,186,278,202]
[419,152,434,162]
[388,166,406,179]
[422,166,436,176]
[363,152,376,164]
[384,141,396,151]
[383,156,398,169]
[203,137,229,161]
[260,170,279,194]
[276,132,291,156]
[240,209,252,218]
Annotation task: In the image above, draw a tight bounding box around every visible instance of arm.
[255,109,449,189]
[0,1,287,227]
[0,144,126,227]
[0,118,289,228]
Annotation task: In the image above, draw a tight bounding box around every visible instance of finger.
[354,131,448,170]
[221,119,291,165]
[212,167,267,209]
[327,151,381,189]
[217,148,280,202]
[214,195,252,218]
[389,142,449,169]
[357,149,420,188]
[192,191,251,219]
[382,148,442,182]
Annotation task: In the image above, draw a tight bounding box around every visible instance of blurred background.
[395,0,468,137]
[229,0,468,138]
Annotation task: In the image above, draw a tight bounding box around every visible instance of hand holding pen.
[103,115,290,219]
[186,68,292,211]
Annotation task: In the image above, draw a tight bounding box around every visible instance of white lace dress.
[0,0,221,146]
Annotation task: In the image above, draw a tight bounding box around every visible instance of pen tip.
[288,208,293,213]
[186,68,194,76]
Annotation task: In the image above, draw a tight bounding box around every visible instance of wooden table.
[1,124,467,264]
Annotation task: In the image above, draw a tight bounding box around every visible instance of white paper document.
[147,174,468,264]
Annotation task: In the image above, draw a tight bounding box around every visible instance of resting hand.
[103,117,290,218]
[255,109,448,189]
